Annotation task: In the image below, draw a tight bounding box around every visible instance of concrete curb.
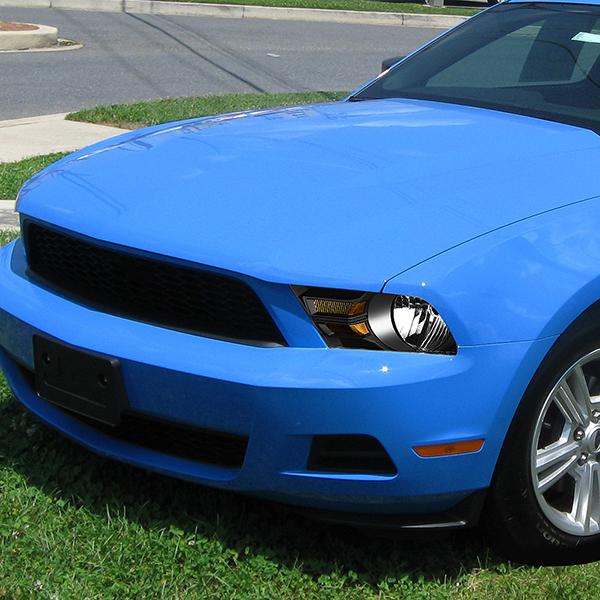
[0,38,83,53]
[0,23,58,50]
[0,0,468,28]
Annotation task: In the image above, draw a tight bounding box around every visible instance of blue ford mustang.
[2,0,600,565]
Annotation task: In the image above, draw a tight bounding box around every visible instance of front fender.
[383,195,600,346]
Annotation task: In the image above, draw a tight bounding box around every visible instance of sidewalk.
[0,0,469,28]
[0,113,128,163]
[0,200,18,230]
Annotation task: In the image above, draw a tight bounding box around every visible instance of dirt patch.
[0,22,39,32]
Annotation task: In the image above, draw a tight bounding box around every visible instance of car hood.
[18,99,600,290]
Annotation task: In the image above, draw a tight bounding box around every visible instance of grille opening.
[79,411,249,468]
[308,435,397,476]
[25,222,285,347]
[17,364,248,469]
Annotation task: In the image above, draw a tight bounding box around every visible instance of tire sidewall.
[488,315,600,564]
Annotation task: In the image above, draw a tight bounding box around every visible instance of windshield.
[353,3,600,132]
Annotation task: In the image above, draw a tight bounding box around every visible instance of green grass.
[67,91,348,130]
[156,0,479,17]
[0,153,68,200]
[0,230,19,247]
[1,369,600,598]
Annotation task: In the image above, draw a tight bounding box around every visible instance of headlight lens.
[295,287,456,354]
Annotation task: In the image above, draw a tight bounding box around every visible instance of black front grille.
[308,435,397,475]
[25,223,285,346]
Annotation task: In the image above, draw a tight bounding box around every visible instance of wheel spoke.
[553,379,588,426]
[572,463,600,533]
[536,440,580,473]
[568,365,593,420]
[536,444,579,494]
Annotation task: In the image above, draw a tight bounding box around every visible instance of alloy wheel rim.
[531,349,600,536]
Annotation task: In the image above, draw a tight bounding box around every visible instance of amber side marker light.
[414,439,484,458]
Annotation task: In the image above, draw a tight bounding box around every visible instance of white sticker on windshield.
[572,32,600,44]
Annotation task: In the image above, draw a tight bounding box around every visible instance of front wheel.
[486,319,600,565]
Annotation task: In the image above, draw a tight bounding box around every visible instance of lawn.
[67,91,348,130]
[0,153,67,200]
[0,230,19,247]
[155,0,479,17]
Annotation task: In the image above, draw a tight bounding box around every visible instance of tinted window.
[354,3,600,132]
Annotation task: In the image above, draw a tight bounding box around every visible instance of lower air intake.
[308,434,397,476]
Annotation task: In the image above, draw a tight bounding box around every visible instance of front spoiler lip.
[293,489,487,532]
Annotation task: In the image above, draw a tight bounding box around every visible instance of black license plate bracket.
[33,335,127,426]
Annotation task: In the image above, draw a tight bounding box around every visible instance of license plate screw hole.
[98,373,109,387]
[42,352,51,365]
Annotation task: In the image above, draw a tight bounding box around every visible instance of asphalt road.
[0,8,440,120]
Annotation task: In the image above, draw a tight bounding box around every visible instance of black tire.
[485,306,600,565]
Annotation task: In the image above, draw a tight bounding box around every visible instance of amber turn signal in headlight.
[294,287,457,354]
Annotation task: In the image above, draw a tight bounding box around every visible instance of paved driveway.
[0,201,17,230]
[0,7,440,119]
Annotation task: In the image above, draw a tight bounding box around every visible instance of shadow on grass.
[0,395,503,586]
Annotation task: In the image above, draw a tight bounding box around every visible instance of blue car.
[2,0,600,565]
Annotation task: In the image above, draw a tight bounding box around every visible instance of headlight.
[294,287,456,354]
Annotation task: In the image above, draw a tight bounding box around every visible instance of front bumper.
[0,238,556,518]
